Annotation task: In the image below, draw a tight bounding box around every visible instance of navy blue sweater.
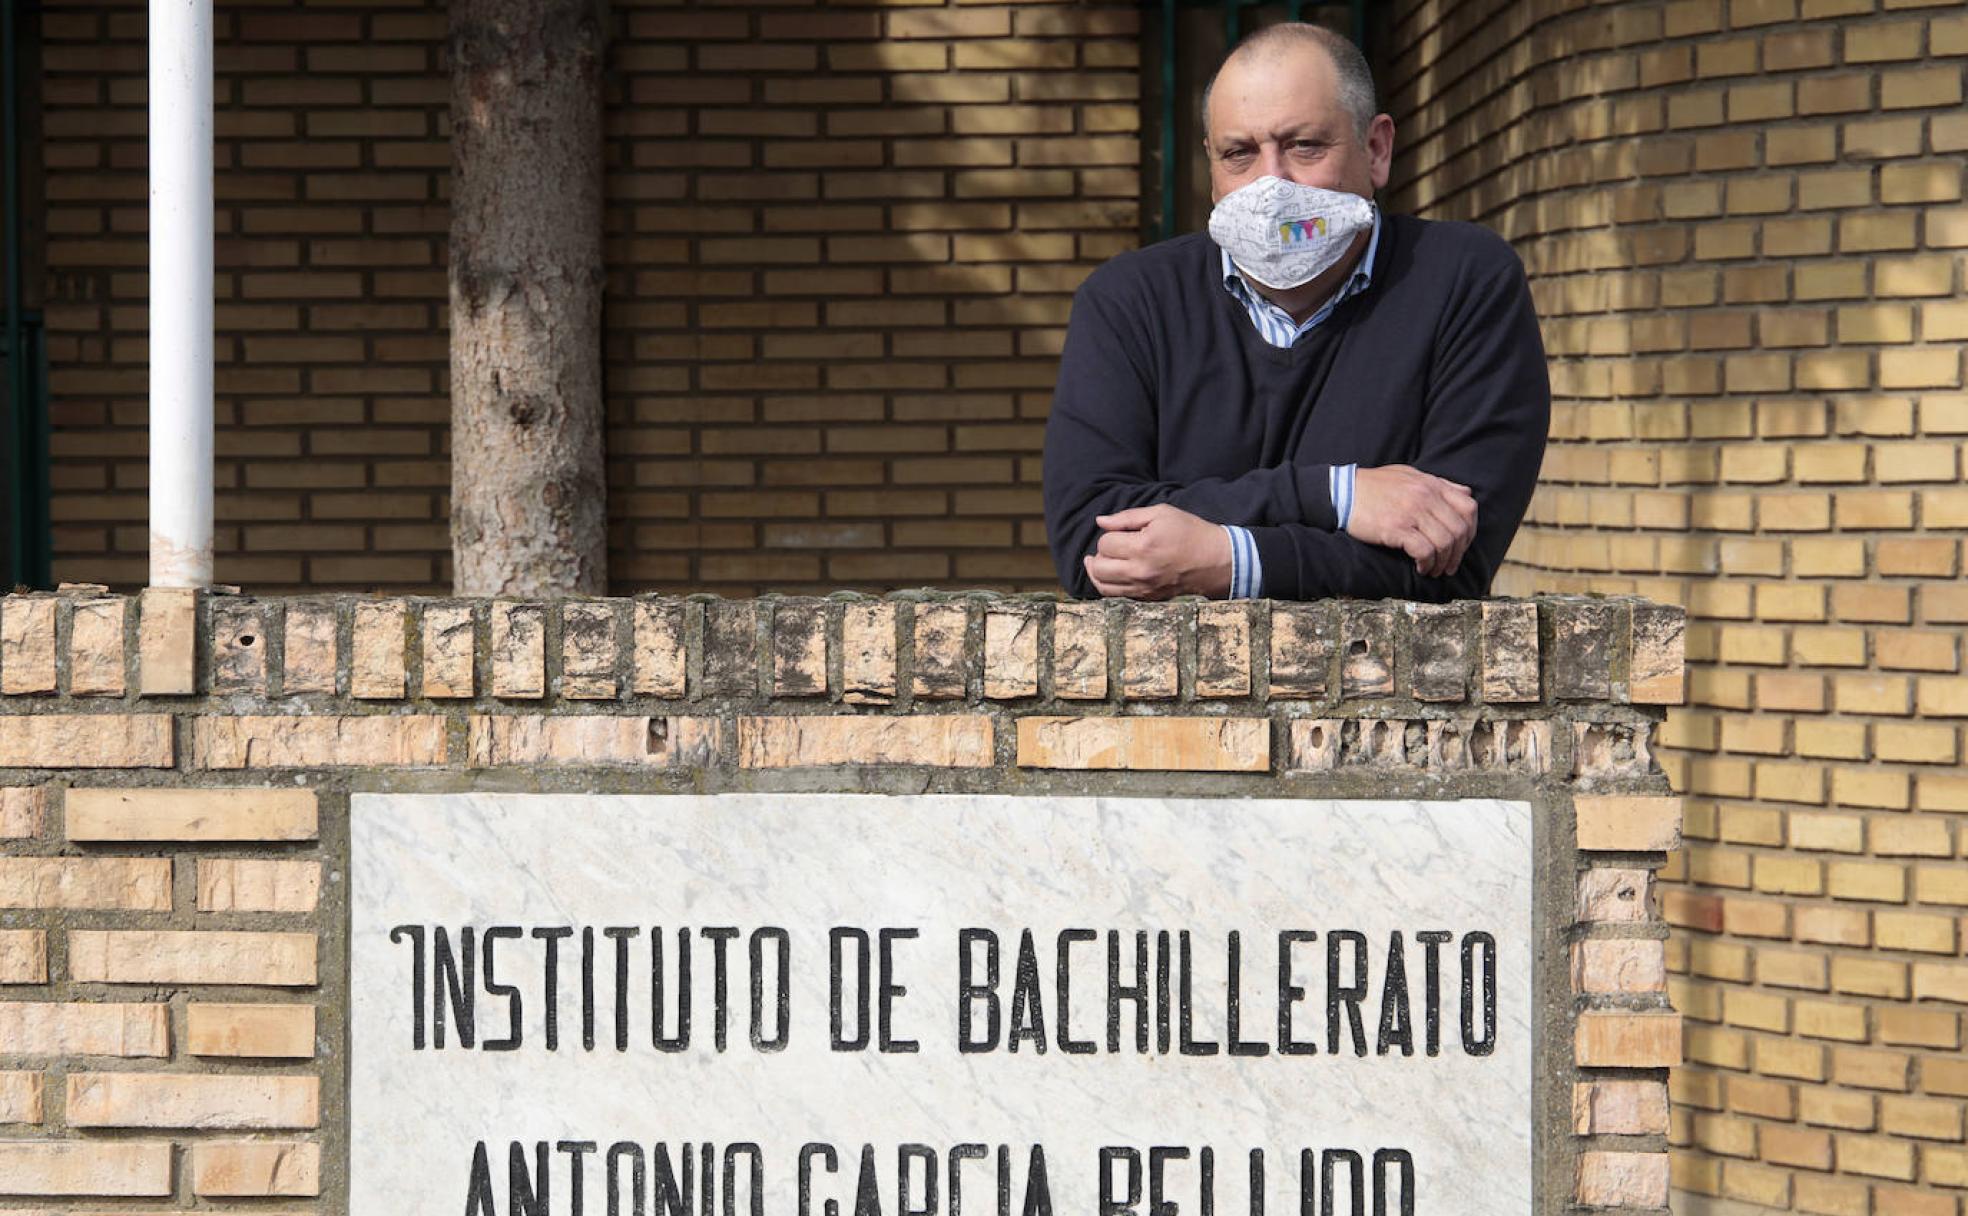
[1042,217,1549,601]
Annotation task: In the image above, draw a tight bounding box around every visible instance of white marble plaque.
[351,794,1533,1215]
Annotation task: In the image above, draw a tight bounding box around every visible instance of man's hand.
[1085,504,1232,600]
[1348,465,1478,578]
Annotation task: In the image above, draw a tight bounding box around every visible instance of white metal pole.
[148,0,213,588]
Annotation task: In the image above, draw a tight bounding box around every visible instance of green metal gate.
[1141,0,1370,244]
[2,0,48,590]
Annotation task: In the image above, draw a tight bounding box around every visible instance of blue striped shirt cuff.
[1330,463,1359,531]
[1223,525,1263,599]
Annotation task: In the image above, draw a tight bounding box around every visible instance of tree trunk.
[448,0,608,596]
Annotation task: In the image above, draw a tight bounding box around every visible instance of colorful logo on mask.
[1277,216,1330,244]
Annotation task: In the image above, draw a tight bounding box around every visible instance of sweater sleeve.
[1246,242,1550,601]
[1042,274,1340,599]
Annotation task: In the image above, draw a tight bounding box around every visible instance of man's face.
[1205,43,1394,205]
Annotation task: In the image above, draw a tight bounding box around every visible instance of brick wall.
[0,587,1682,1211]
[1382,0,1968,1212]
[37,0,1139,594]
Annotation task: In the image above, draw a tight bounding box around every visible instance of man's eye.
[1289,141,1325,156]
[1221,148,1255,164]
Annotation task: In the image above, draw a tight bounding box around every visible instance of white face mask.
[1208,176,1377,291]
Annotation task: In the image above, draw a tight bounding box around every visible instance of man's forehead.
[1207,44,1346,135]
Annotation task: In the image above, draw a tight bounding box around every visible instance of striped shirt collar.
[1219,211,1382,348]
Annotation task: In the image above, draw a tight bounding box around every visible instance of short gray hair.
[1201,23,1379,141]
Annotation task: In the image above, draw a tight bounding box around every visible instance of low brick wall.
[0,588,1683,1212]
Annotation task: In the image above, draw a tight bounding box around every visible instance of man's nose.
[1257,144,1288,180]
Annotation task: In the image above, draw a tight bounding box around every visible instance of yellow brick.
[1797,904,1872,947]
[1836,1133,1916,1181]
[1872,816,1952,857]
[1838,676,1911,716]
[1881,348,1964,389]
[1756,854,1825,894]
[1838,305,1915,345]
[1875,723,1959,764]
[1758,1035,1827,1080]
[1791,811,1864,852]
[1876,910,1959,953]
[1794,441,1868,482]
[1794,999,1867,1041]
[1837,1046,1915,1092]
[1913,961,1968,1003]
[1756,763,1827,807]
[1760,949,1830,991]
[1800,1086,1875,1129]
[1723,988,1789,1033]
[1795,719,1865,758]
[1840,212,1918,252]
[1828,860,1910,902]
[1915,864,1968,905]
[1881,65,1964,110]
[1834,956,1910,998]
[1832,767,1911,810]
[1916,771,1968,811]
[1883,162,1964,204]
[1878,255,1957,298]
[1882,1095,1964,1141]
[1878,1006,1958,1049]
[1846,20,1925,62]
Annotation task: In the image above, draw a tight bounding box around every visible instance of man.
[1042,23,1549,601]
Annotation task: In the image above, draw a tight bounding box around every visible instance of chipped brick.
[771,599,828,698]
[1195,602,1252,698]
[631,599,688,697]
[420,602,477,698]
[210,599,268,694]
[137,587,198,696]
[280,601,339,695]
[561,601,620,699]
[193,715,445,768]
[0,596,57,694]
[841,601,896,705]
[703,599,760,696]
[1018,716,1269,772]
[0,714,174,768]
[1269,603,1334,699]
[1052,601,1108,700]
[983,604,1040,699]
[1480,601,1540,702]
[489,602,547,699]
[67,596,128,696]
[350,599,408,699]
[912,601,969,699]
[1340,604,1395,698]
[739,714,992,768]
[466,715,719,767]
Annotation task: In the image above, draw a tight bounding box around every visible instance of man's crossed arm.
[1081,466,1478,599]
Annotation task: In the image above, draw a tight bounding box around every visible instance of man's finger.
[1095,506,1160,531]
[1085,553,1143,588]
[1095,529,1146,561]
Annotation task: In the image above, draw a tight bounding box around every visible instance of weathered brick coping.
[1,589,1684,707]
[0,590,1682,779]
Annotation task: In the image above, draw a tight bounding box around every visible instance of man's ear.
[1366,113,1395,191]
